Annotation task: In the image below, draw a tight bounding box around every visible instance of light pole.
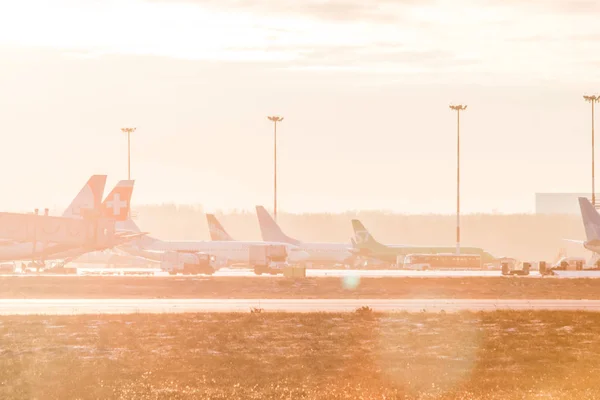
[267,116,284,221]
[121,127,136,180]
[449,105,467,255]
[584,95,599,206]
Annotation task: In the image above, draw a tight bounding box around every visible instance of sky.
[0,0,599,214]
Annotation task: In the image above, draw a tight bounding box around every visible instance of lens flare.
[342,275,360,290]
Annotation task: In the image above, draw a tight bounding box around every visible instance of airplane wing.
[563,239,585,245]
[116,231,149,238]
[114,232,149,242]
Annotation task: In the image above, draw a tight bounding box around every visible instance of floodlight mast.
[267,116,284,221]
[584,95,599,206]
[121,127,137,180]
[449,105,467,255]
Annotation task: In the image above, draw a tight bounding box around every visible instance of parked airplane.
[206,214,234,241]
[573,198,600,261]
[255,206,355,266]
[117,217,310,267]
[37,180,141,263]
[0,178,139,265]
[351,219,497,265]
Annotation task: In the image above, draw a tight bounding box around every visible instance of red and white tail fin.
[62,175,107,218]
[101,180,134,221]
[207,214,235,241]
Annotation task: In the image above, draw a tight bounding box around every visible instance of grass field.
[1,311,600,399]
[2,275,600,299]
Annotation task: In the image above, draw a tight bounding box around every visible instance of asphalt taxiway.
[19,267,600,279]
[72,267,536,278]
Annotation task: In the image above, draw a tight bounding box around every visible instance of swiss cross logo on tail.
[106,193,128,216]
[102,180,134,221]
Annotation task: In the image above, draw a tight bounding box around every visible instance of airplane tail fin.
[579,197,600,242]
[106,181,159,247]
[101,180,134,221]
[62,175,107,218]
[255,205,300,245]
[115,216,162,247]
[206,214,234,241]
[351,219,384,248]
[116,218,141,233]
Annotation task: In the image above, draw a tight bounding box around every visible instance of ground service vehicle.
[501,260,531,276]
[160,251,217,275]
[249,244,288,275]
[553,257,587,270]
[403,253,482,270]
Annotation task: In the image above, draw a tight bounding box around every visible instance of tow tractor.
[539,257,600,276]
[160,251,217,276]
[500,258,531,276]
[249,244,288,275]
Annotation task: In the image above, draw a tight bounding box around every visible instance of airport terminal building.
[535,193,597,214]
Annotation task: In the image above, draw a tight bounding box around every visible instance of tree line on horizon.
[132,204,588,262]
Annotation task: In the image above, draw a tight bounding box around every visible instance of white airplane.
[117,191,310,267]
[118,217,310,267]
[255,206,355,266]
[114,185,310,266]
[569,198,600,264]
[0,177,139,264]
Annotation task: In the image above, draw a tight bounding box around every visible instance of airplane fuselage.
[295,242,353,265]
[584,240,600,255]
[359,244,496,265]
[122,238,309,264]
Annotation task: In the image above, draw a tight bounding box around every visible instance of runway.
[24,267,600,279]
[72,268,600,279]
[1,298,599,315]
[306,269,538,278]
[72,267,534,278]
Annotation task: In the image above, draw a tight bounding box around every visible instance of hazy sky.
[1,0,599,213]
